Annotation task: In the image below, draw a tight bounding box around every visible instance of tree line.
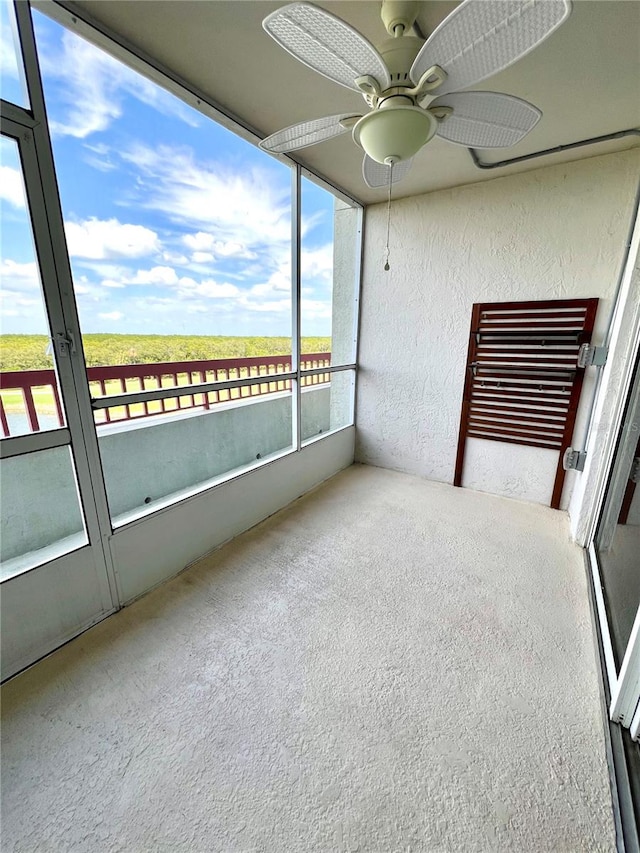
[1,334,331,372]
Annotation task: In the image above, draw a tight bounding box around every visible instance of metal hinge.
[631,457,640,485]
[54,330,77,357]
[563,447,586,471]
[577,344,608,368]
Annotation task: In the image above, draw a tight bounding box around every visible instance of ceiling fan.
[260,0,572,188]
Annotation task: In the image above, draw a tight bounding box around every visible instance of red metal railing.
[0,353,331,437]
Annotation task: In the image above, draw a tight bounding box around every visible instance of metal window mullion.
[351,206,364,365]
[301,363,356,378]
[292,164,302,452]
[352,206,365,429]
[610,606,640,728]
[13,0,119,608]
[0,98,37,126]
[91,371,297,410]
[0,428,70,459]
[587,542,618,695]
[631,700,640,741]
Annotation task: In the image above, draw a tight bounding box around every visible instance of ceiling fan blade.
[260,114,362,154]
[410,0,571,95]
[431,91,541,147]
[362,156,413,189]
[263,3,391,93]
[429,92,542,148]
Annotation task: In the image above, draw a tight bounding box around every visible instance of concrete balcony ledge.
[2,386,332,573]
[1,532,88,584]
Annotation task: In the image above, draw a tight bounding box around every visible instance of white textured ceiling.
[66,0,640,205]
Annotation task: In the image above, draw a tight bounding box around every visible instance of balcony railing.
[0,353,331,437]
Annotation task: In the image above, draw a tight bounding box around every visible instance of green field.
[0,334,331,372]
[0,334,331,420]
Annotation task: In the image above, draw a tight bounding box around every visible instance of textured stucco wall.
[356,149,640,508]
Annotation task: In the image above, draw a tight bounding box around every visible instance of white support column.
[291,164,302,452]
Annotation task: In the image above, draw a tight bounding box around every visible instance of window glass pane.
[301,369,354,444]
[0,445,88,580]
[0,134,66,437]
[594,354,640,669]
[32,10,295,522]
[301,177,359,366]
[100,387,293,525]
[0,0,30,107]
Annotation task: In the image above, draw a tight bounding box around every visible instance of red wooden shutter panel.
[454,297,599,509]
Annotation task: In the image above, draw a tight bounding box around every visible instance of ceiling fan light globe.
[353,106,437,164]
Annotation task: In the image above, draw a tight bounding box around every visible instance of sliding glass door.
[0,119,116,678]
[0,3,118,678]
[593,347,640,732]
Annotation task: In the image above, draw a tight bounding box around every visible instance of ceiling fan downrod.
[380,0,421,37]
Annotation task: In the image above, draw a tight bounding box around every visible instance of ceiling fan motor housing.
[353,100,438,164]
[377,36,424,86]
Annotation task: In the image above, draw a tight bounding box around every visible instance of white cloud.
[162,251,189,266]
[0,166,26,209]
[0,259,39,292]
[302,244,333,282]
[186,303,208,315]
[191,251,214,264]
[177,276,239,299]
[65,217,160,260]
[215,241,256,259]
[250,283,277,297]
[301,299,332,320]
[130,266,179,286]
[241,297,291,314]
[190,280,239,298]
[74,275,92,295]
[243,244,331,311]
[0,290,40,309]
[98,311,124,321]
[83,142,118,173]
[0,11,20,80]
[38,28,199,139]
[182,232,256,261]
[183,231,214,252]
[0,287,45,331]
[92,264,240,302]
[45,36,121,138]
[123,145,291,250]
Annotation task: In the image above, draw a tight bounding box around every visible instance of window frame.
[22,0,363,528]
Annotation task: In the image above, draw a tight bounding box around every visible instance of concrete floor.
[1,464,615,851]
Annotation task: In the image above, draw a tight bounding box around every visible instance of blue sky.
[1,5,339,338]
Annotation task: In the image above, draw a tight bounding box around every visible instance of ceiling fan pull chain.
[384,161,393,271]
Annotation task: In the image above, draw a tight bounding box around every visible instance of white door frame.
[581,201,640,730]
